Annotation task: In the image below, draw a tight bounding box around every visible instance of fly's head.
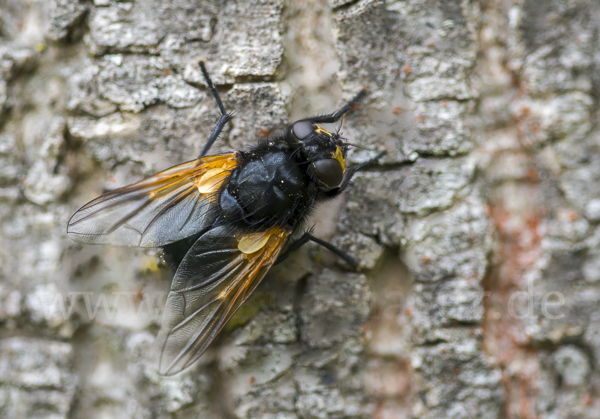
[291,120,348,190]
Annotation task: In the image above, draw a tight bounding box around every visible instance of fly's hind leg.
[198,61,233,158]
[275,229,361,271]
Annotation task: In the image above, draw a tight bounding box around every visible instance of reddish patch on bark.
[483,193,544,418]
[258,127,271,138]
[525,167,539,183]
[135,288,144,302]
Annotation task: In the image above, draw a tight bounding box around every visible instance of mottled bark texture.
[0,0,598,418]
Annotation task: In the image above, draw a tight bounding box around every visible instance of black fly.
[67,61,386,375]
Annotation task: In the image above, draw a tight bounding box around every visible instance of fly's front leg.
[309,89,368,124]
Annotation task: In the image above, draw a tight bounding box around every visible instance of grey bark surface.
[0,0,598,418]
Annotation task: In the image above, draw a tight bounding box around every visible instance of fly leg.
[198,60,233,158]
[309,89,368,124]
[275,229,361,270]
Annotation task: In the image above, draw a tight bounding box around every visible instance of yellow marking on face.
[314,125,332,136]
[333,146,346,172]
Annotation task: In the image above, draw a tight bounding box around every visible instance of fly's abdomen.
[220,151,312,227]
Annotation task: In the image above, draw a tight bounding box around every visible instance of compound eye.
[292,120,314,140]
[314,159,344,187]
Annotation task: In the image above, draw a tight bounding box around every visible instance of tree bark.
[0,0,599,418]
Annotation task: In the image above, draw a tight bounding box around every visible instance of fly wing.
[67,153,238,247]
[156,224,290,375]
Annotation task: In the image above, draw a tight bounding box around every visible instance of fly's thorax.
[219,148,316,229]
